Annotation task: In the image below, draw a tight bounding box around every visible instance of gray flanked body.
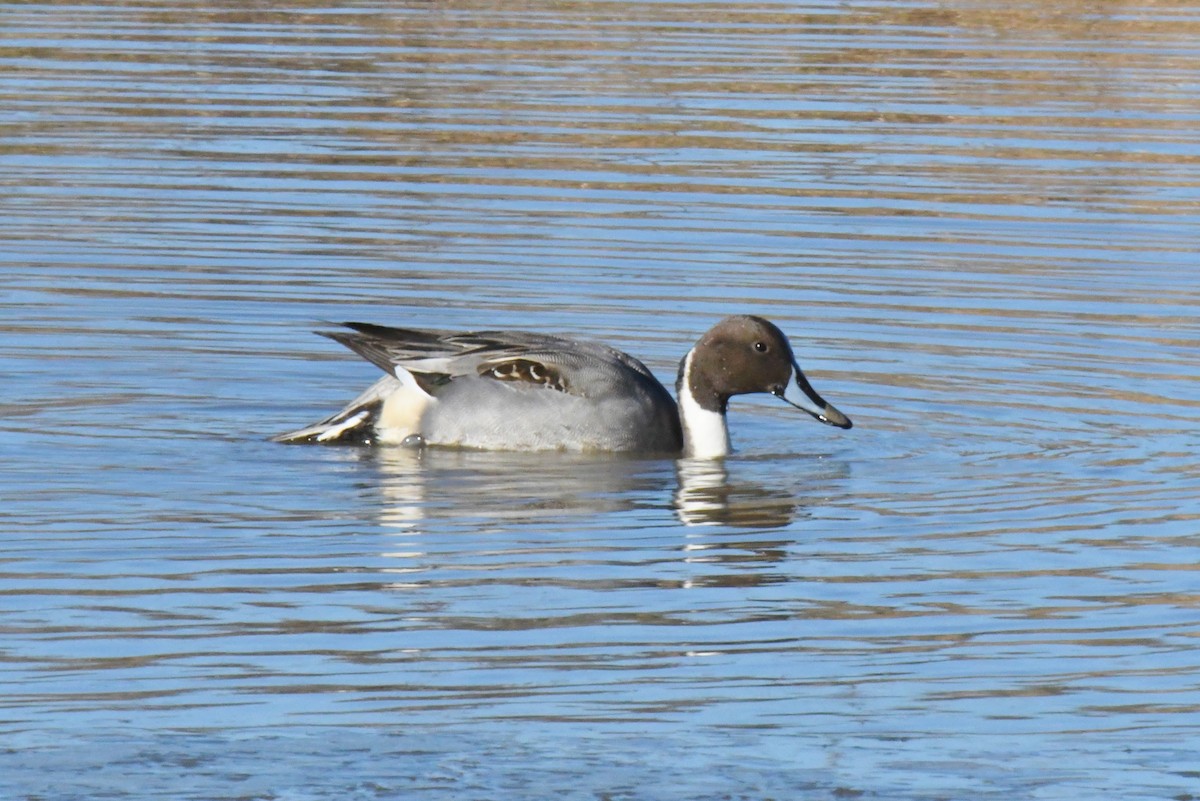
[274,315,851,457]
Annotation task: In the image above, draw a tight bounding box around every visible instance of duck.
[273,315,851,458]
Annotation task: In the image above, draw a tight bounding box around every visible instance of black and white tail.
[271,376,396,445]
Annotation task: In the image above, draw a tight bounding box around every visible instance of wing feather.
[319,322,666,403]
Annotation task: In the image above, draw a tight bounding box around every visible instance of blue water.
[3,1,1199,799]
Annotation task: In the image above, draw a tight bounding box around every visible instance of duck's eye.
[753,341,768,353]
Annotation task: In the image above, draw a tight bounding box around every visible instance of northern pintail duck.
[274,315,851,458]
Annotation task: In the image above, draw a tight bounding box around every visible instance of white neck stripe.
[678,350,731,459]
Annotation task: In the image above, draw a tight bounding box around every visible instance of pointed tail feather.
[271,375,399,445]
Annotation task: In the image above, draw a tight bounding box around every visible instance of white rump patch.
[375,365,437,444]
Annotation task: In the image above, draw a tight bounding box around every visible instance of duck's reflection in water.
[363,446,847,533]
[674,458,798,528]
[369,446,672,532]
[357,445,850,595]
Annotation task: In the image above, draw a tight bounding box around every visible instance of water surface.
[2,1,1199,799]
